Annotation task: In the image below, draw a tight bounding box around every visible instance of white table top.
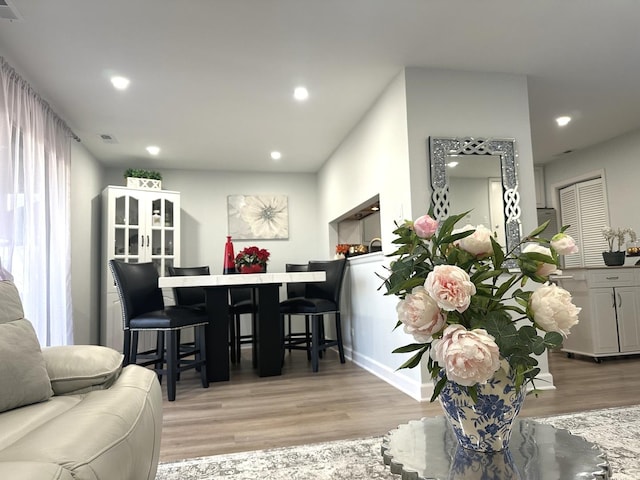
[159,271,325,288]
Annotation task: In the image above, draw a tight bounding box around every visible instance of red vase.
[239,264,265,274]
[223,236,236,274]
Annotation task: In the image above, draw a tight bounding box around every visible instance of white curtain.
[0,56,73,346]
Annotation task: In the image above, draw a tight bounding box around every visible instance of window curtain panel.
[0,56,73,346]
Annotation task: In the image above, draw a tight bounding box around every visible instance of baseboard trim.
[345,347,556,401]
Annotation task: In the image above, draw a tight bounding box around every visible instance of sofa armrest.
[42,345,124,395]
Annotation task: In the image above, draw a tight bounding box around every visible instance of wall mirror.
[429,136,521,267]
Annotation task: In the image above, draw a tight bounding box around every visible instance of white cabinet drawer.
[588,269,637,288]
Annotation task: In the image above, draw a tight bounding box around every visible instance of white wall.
[103,168,322,276]
[318,67,549,401]
[70,142,104,344]
[404,68,537,234]
[543,128,640,236]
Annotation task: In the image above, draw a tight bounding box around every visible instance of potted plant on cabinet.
[124,168,163,190]
[601,226,636,266]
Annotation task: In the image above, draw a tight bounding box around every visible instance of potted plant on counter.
[601,226,636,266]
[124,168,163,190]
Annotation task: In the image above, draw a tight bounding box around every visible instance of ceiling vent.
[0,0,23,21]
[100,134,119,144]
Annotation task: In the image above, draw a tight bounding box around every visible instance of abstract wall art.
[227,194,289,240]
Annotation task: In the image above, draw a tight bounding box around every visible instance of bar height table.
[159,271,325,382]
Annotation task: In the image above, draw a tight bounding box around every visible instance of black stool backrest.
[285,263,309,298]
[167,265,210,306]
[109,260,164,329]
[305,258,347,304]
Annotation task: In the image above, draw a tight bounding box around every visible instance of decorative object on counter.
[227,194,289,240]
[350,244,368,256]
[335,244,350,259]
[601,226,636,266]
[627,241,640,257]
[381,210,581,452]
[369,237,382,252]
[123,168,162,190]
[235,246,270,274]
[223,236,236,274]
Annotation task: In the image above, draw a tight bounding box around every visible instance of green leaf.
[490,236,505,268]
[526,220,550,239]
[430,375,448,402]
[396,348,427,370]
[392,343,428,353]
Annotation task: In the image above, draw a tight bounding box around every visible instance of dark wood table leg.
[254,283,283,377]
[204,286,230,382]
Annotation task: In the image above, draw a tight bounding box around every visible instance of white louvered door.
[559,178,609,267]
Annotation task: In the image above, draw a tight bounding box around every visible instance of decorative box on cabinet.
[557,268,640,361]
[100,185,181,352]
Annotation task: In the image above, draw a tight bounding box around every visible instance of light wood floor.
[159,349,640,463]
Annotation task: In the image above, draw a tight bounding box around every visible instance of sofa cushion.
[0,318,53,413]
[43,345,124,395]
[0,461,75,480]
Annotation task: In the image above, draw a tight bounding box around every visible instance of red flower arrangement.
[234,246,270,273]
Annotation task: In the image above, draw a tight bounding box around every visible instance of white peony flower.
[431,324,501,386]
[424,265,476,313]
[530,283,580,337]
[453,224,494,257]
[396,286,446,342]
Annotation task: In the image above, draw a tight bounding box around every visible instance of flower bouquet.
[381,210,581,451]
[382,210,582,397]
[234,246,270,274]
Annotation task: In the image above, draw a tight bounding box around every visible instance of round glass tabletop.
[382,417,610,479]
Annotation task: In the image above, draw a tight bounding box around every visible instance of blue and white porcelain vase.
[437,361,526,453]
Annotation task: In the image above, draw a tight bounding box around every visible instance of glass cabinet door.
[113,194,140,261]
[149,195,177,275]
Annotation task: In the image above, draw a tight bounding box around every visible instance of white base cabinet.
[557,268,640,360]
[100,185,180,352]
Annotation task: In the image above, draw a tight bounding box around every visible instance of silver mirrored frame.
[429,136,521,267]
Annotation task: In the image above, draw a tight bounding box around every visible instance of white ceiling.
[1,1,639,174]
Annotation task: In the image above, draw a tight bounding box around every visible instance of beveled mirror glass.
[429,137,521,266]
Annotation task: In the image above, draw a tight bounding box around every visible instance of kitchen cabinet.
[100,185,181,351]
[557,268,640,360]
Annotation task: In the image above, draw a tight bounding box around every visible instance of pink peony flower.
[522,244,559,277]
[424,265,476,313]
[414,214,439,239]
[530,283,580,338]
[396,286,446,342]
[453,224,494,257]
[431,324,501,386]
[551,233,579,255]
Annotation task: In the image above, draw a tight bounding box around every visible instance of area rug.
[155,405,640,480]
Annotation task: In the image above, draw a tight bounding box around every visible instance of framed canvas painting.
[227,194,289,240]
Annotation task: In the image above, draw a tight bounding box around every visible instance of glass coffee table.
[382,416,610,479]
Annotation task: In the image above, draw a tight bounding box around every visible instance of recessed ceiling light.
[110,76,130,90]
[447,161,459,168]
[556,116,571,127]
[293,86,309,101]
[146,146,160,155]
[270,151,282,160]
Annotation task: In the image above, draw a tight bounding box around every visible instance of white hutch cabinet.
[100,185,181,351]
[557,267,640,361]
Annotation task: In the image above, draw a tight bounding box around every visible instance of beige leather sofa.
[0,280,163,480]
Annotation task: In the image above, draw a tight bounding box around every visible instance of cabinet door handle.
[606,276,619,280]
[147,235,150,249]
[612,292,616,308]
[617,292,622,307]
[140,235,145,247]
